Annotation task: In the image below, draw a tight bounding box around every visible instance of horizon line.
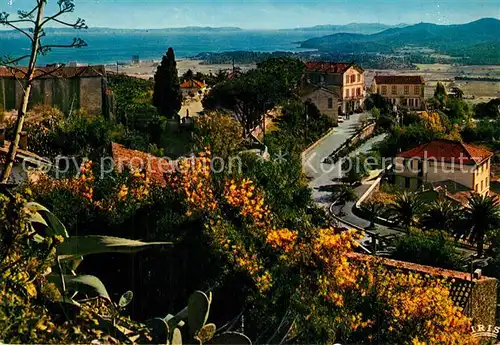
[0,17,498,32]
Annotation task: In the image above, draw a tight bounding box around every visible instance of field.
[366,64,500,102]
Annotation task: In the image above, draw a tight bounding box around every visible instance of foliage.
[203,58,306,137]
[433,82,448,108]
[108,74,154,121]
[193,112,243,159]
[0,192,171,344]
[455,193,500,257]
[361,191,395,227]
[390,228,466,271]
[474,98,500,119]
[153,47,183,118]
[389,192,424,229]
[421,198,462,232]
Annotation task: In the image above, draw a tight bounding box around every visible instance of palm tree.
[362,191,394,229]
[389,192,424,229]
[334,186,357,216]
[421,198,463,233]
[456,193,500,257]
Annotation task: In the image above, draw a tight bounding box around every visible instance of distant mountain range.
[285,22,408,34]
[0,23,407,36]
[300,18,500,55]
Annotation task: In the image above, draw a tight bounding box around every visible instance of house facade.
[179,79,207,97]
[299,85,339,125]
[373,75,425,110]
[0,65,108,116]
[304,62,365,114]
[393,139,492,195]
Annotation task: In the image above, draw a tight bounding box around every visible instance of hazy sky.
[2,0,499,29]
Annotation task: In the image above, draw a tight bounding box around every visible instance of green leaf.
[208,332,252,345]
[146,317,169,344]
[188,290,210,337]
[57,236,172,260]
[25,202,69,238]
[48,274,110,300]
[171,328,182,345]
[119,290,134,308]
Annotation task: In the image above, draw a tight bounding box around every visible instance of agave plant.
[23,201,251,344]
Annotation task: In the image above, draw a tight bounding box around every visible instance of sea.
[0,29,327,66]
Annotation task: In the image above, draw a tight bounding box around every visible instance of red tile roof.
[111,143,173,186]
[180,79,206,89]
[0,65,106,79]
[348,252,493,282]
[374,75,425,85]
[397,139,492,165]
[305,62,363,74]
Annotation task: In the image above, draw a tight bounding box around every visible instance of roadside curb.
[302,127,336,158]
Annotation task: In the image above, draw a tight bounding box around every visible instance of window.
[356,88,361,96]
[346,89,350,98]
[345,75,349,84]
[351,75,356,83]
[481,180,484,191]
[357,74,360,82]
[486,177,490,187]
[404,85,409,95]
[403,99,407,106]
[392,85,397,95]
[405,176,411,188]
[415,99,419,108]
[414,85,420,95]
[381,85,387,95]
[328,98,333,109]
[409,99,414,107]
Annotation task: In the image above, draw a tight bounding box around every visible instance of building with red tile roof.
[394,139,493,195]
[304,62,365,114]
[0,65,108,116]
[348,252,497,326]
[111,143,174,186]
[372,74,425,110]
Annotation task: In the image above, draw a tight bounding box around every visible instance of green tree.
[389,192,424,229]
[456,193,500,257]
[433,82,447,109]
[421,198,462,233]
[334,186,357,216]
[362,191,394,228]
[390,228,466,271]
[182,69,194,81]
[153,47,182,119]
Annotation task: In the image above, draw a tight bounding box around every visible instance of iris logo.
[471,324,500,339]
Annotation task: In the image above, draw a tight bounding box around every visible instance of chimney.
[473,268,482,280]
[19,131,27,151]
[0,127,5,147]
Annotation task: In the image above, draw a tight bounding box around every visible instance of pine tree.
[153,47,182,119]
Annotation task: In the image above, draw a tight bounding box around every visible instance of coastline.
[114,59,256,80]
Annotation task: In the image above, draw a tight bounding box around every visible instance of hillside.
[284,22,407,34]
[300,18,500,64]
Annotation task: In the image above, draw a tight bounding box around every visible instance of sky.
[1,0,499,29]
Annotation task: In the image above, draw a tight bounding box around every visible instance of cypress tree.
[153,47,182,118]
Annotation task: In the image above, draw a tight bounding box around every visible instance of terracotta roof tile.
[0,65,106,79]
[348,252,499,308]
[180,79,206,89]
[111,143,173,186]
[397,139,492,165]
[374,75,425,85]
[305,62,363,74]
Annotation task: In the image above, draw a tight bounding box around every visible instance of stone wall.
[0,76,104,115]
[469,278,498,326]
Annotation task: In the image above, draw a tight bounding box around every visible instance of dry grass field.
[366,64,500,102]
